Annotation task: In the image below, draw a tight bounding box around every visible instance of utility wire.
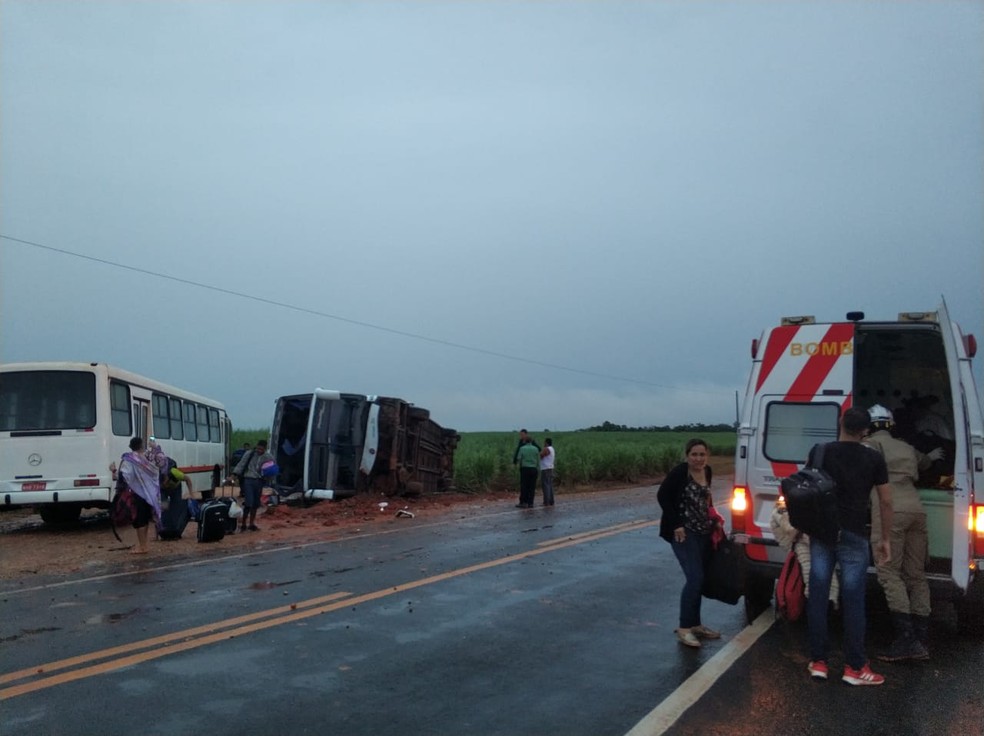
[2,234,730,395]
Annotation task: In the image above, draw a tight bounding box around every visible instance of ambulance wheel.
[744,574,774,625]
[39,503,83,525]
[955,600,984,636]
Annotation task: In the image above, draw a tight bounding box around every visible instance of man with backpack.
[232,439,274,532]
[805,407,893,686]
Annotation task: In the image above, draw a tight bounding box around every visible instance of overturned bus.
[270,389,460,500]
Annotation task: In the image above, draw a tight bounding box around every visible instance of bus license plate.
[22,482,46,491]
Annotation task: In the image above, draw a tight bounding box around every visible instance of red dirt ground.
[0,457,735,581]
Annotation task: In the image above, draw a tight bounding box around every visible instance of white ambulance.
[730,302,984,631]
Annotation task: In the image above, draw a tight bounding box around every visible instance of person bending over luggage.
[232,439,273,532]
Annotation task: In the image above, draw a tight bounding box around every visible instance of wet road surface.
[2,486,981,735]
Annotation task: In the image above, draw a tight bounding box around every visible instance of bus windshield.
[0,370,97,431]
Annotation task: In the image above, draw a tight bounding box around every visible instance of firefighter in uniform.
[865,404,943,661]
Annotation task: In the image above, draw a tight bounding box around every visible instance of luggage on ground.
[197,499,228,543]
[158,486,190,540]
[212,496,241,534]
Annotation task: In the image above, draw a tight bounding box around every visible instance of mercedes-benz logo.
[28,453,42,467]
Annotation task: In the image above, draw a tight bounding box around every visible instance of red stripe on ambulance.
[783,323,855,400]
[755,325,799,393]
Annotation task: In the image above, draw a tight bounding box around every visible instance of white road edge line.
[624,608,775,736]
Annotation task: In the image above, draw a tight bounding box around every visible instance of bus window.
[110,381,131,436]
[763,401,840,463]
[169,397,184,440]
[209,408,221,442]
[152,393,171,439]
[197,404,209,441]
[183,401,198,441]
[0,370,97,431]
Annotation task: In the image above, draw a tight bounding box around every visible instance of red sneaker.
[842,662,885,686]
[807,661,828,680]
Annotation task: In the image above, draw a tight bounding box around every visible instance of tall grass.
[452,431,736,493]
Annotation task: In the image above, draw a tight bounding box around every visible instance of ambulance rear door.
[938,300,982,594]
[745,321,855,564]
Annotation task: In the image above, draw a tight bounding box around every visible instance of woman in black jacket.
[657,438,721,648]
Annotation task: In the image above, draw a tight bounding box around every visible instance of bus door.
[132,399,150,442]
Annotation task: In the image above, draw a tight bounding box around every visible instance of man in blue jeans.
[806,407,892,686]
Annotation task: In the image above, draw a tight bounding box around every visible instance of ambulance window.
[764,402,840,463]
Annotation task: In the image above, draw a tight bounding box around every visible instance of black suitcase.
[212,496,240,534]
[197,499,228,543]
[159,487,189,540]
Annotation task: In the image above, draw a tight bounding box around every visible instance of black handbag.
[702,537,744,605]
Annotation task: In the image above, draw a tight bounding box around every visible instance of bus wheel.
[39,504,83,525]
[744,574,774,625]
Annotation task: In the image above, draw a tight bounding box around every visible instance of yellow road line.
[0,591,353,687]
[536,519,652,547]
[2,519,655,700]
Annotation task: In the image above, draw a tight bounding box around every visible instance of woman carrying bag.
[657,438,723,648]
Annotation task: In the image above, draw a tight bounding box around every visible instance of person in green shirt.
[516,438,540,508]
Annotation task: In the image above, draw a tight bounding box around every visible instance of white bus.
[0,362,231,524]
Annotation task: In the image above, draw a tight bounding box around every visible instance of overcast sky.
[2,1,982,432]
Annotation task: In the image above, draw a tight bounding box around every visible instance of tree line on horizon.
[577,420,736,433]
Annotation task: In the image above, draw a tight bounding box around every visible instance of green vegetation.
[231,428,270,451]
[453,431,736,493]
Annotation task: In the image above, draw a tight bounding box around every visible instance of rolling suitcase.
[197,499,228,543]
[158,486,189,540]
[212,496,240,534]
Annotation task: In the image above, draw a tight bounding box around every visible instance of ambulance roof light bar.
[898,311,939,323]
[780,315,815,326]
[846,311,865,322]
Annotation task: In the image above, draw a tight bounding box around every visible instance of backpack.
[780,443,839,544]
[776,550,806,622]
[160,457,180,491]
[110,458,136,542]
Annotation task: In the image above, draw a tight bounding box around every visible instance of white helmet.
[868,404,894,425]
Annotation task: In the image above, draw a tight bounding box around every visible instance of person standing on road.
[515,438,540,509]
[512,428,541,465]
[232,439,274,532]
[865,404,942,661]
[657,438,722,648]
[539,438,556,506]
[806,407,893,686]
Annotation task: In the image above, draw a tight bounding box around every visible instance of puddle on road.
[249,579,301,590]
[84,607,147,625]
[1,626,60,643]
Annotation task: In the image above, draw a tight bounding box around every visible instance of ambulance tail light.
[731,486,748,532]
[971,503,984,558]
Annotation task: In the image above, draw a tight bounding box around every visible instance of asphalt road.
[1,487,982,736]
